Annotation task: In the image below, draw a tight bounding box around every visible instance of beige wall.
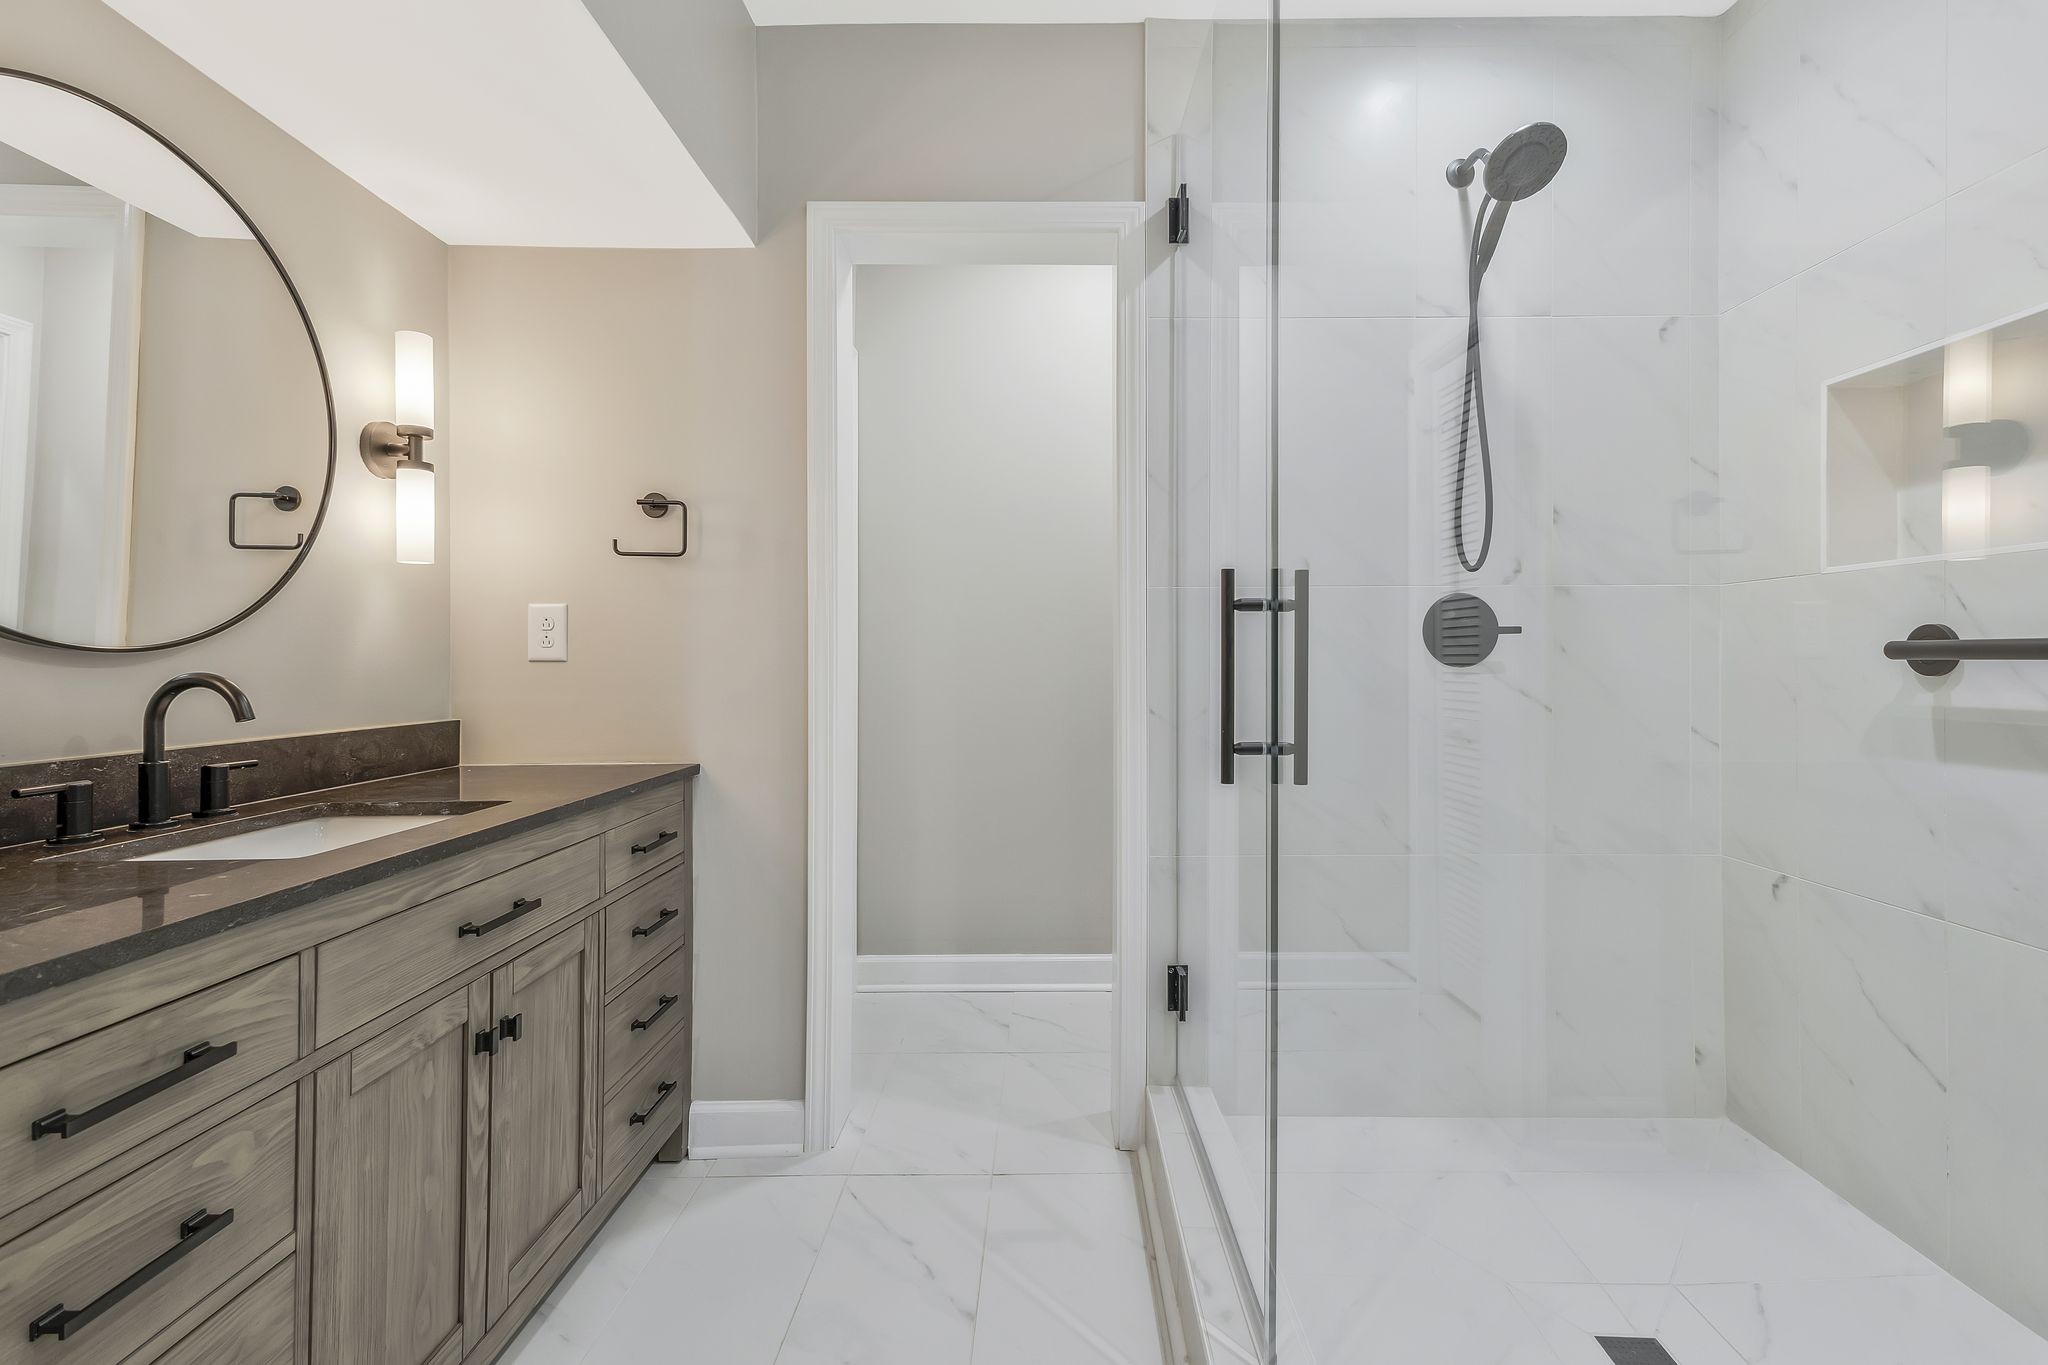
[854,263,1115,958]
[0,0,450,762]
[450,23,1143,1102]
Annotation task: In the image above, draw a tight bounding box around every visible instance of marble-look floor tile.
[1682,1275,2048,1365]
[1513,1172,1708,1284]
[1340,1170,1596,1284]
[854,1053,1007,1175]
[995,1053,1127,1175]
[579,1176,846,1365]
[1669,1170,1937,1284]
[970,1176,1165,1365]
[1007,992,1112,1053]
[776,1175,993,1365]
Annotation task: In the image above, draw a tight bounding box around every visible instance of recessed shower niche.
[1827,307,2048,566]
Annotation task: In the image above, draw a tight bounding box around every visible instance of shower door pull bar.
[1219,568,1309,787]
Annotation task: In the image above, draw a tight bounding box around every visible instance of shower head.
[1482,122,1568,201]
[1444,121,1569,202]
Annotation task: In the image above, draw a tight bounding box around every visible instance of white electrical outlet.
[528,603,568,662]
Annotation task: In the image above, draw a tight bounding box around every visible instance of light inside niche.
[1942,462,1990,558]
[1944,333,1994,430]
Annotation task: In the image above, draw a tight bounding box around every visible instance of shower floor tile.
[1177,1107,2048,1365]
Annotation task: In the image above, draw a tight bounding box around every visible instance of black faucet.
[132,673,256,830]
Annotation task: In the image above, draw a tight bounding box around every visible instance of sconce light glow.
[1943,334,1993,431]
[395,459,436,565]
[1942,463,1989,559]
[394,330,435,431]
[359,330,439,565]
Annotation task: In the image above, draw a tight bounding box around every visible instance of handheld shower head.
[1482,121,1567,202]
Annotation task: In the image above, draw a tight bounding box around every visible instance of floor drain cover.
[1597,1339,1679,1365]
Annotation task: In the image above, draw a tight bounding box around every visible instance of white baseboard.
[856,953,1112,993]
[688,1100,805,1159]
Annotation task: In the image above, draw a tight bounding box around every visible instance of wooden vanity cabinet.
[0,772,694,1365]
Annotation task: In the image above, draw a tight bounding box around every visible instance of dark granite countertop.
[0,763,698,1008]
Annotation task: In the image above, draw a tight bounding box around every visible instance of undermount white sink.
[125,813,455,862]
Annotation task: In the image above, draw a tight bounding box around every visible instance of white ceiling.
[102,0,753,248]
[745,0,1736,21]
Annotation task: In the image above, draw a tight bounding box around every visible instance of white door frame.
[805,200,1148,1154]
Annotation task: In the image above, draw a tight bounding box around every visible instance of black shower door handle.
[1220,568,1308,787]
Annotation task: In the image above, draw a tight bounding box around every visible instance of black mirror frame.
[0,69,337,654]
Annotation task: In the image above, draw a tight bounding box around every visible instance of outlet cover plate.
[528,603,568,662]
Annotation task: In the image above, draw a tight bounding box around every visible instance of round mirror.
[0,71,333,652]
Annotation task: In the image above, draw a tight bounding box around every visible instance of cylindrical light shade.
[394,330,435,431]
[1944,334,1993,430]
[395,461,436,565]
[1943,463,1990,558]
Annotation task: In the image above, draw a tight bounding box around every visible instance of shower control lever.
[1220,568,1309,788]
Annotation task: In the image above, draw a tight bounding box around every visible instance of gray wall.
[582,0,759,241]
[854,263,1115,958]
[0,0,450,762]
[448,23,1143,1103]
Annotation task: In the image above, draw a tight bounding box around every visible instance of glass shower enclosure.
[1154,0,2048,1360]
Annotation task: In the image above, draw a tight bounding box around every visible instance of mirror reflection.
[0,74,328,650]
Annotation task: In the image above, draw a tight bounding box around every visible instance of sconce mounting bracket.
[359,421,434,479]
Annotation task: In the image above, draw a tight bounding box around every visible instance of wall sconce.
[360,330,437,565]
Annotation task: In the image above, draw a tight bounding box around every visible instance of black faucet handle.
[12,782,105,846]
[196,760,258,820]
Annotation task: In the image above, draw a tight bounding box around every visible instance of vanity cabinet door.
[485,920,599,1323]
[311,985,490,1365]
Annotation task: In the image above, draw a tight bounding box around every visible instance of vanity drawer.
[150,1256,294,1365]
[0,959,299,1217]
[600,865,690,994]
[0,1089,296,1365]
[601,1042,688,1189]
[316,838,602,1043]
[601,799,688,891]
[601,939,690,1096]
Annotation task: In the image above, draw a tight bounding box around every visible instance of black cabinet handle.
[630,994,680,1032]
[459,896,543,939]
[629,1079,678,1126]
[630,907,680,940]
[30,1042,238,1142]
[499,1014,523,1044]
[29,1208,234,1342]
[630,829,678,857]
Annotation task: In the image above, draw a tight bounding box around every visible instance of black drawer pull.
[630,907,680,940]
[30,1042,239,1142]
[629,1079,678,1126]
[459,896,543,939]
[631,994,680,1032]
[630,829,678,857]
[29,1207,235,1342]
[499,1013,523,1044]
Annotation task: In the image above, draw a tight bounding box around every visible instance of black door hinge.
[1168,184,1191,245]
[1167,964,1190,1022]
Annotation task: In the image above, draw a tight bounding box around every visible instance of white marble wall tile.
[1946,149,2048,339]
[1793,0,1947,270]
[1545,588,1698,855]
[775,1176,991,1365]
[1276,586,1410,855]
[1717,0,1804,311]
[1796,881,1950,1263]
[1276,40,1418,320]
[1276,854,1409,959]
[1720,577,1802,762]
[1717,280,1818,582]
[1277,317,1412,587]
[1723,860,1808,1164]
[1795,203,1947,394]
[1007,993,1112,1054]
[970,1176,1166,1365]
[1549,40,1702,318]
[1948,923,2048,1339]
[1541,855,1709,1117]
[1545,317,1718,588]
[1947,0,2048,193]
